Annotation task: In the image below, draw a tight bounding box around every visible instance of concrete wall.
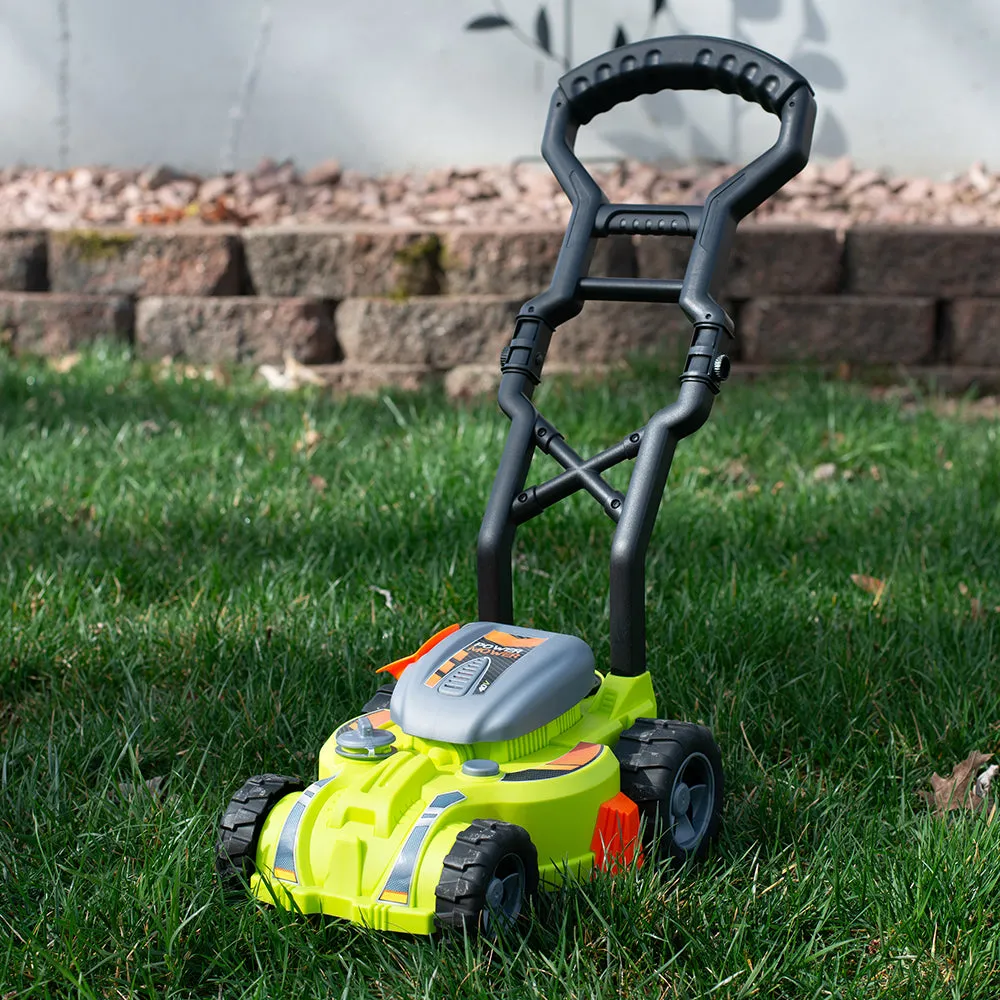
[3,0,999,177]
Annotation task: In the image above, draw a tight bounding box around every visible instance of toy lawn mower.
[216,35,816,937]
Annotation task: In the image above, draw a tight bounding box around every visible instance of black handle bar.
[510,34,816,344]
[478,36,816,677]
[559,34,810,123]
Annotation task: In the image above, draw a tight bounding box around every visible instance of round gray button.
[461,758,500,777]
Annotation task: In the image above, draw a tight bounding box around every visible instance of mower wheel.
[361,682,396,714]
[435,819,538,937]
[216,773,304,892]
[614,719,723,865]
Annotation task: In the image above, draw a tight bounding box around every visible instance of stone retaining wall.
[2,224,1000,393]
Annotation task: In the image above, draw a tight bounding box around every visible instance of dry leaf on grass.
[48,352,81,374]
[812,462,837,481]
[976,765,999,800]
[369,586,394,611]
[958,582,987,620]
[206,364,231,387]
[257,365,287,391]
[257,353,326,392]
[721,458,752,484]
[72,504,96,526]
[293,414,322,458]
[851,573,886,605]
[919,750,995,816]
[294,428,321,456]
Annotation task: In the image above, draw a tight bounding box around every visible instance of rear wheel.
[614,719,723,865]
[435,819,538,937]
[216,773,304,892]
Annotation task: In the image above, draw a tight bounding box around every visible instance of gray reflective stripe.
[272,775,335,882]
[378,790,466,904]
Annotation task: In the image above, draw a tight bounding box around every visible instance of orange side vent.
[376,623,462,679]
[590,792,642,875]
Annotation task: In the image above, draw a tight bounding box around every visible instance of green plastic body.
[251,671,656,934]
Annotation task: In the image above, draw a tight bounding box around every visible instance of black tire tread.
[435,819,539,934]
[614,718,724,865]
[215,773,304,891]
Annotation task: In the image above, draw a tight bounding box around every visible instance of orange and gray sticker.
[424,630,547,695]
[377,790,466,905]
[424,648,469,689]
[271,774,337,882]
[500,741,604,782]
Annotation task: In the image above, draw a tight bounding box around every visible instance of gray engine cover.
[389,622,595,744]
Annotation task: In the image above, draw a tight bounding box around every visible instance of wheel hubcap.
[482,853,525,935]
[668,751,715,852]
[671,782,691,814]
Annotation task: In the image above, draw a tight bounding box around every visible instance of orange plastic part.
[590,791,642,874]
[376,623,462,680]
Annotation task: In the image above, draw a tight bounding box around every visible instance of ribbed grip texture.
[558,34,810,124]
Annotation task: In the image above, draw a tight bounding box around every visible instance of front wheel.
[614,719,723,866]
[434,819,539,937]
[216,773,304,893]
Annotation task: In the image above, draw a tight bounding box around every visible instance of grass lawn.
[2,345,1000,999]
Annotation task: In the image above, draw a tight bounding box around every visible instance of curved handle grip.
[558,34,811,124]
[522,32,815,369]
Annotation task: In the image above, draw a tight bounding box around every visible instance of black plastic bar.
[479,35,816,675]
[608,351,714,676]
[477,371,538,624]
[513,432,643,524]
[546,435,624,518]
[577,277,683,303]
[513,478,620,526]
